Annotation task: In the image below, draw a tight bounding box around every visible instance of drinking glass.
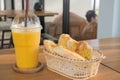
[11,13,42,70]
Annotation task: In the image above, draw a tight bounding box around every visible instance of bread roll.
[44,40,57,54]
[58,34,70,47]
[54,46,85,60]
[76,41,92,60]
[66,38,79,51]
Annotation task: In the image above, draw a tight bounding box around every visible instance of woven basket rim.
[43,49,104,63]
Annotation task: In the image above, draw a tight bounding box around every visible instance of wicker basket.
[43,50,104,80]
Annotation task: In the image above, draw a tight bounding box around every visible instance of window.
[0,0,5,10]
[91,0,100,15]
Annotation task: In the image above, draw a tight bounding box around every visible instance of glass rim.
[11,26,42,29]
[11,24,43,30]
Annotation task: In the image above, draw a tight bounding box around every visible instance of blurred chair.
[46,12,88,40]
[0,21,12,49]
[80,22,97,40]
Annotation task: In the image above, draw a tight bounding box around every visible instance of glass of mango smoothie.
[11,13,42,71]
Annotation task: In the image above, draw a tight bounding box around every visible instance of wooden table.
[0,10,58,17]
[0,10,58,48]
[0,37,120,80]
[0,10,58,33]
[87,37,120,73]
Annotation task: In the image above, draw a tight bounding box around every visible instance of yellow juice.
[12,31,40,70]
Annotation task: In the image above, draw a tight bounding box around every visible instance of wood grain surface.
[0,53,120,80]
[87,37,120,73]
